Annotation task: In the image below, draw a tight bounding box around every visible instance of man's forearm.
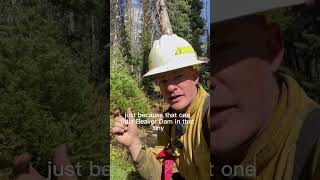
[131,146,163,180]
[127,138,143,161]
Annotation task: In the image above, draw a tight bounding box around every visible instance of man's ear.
[195,77,200,85]
[270,48,284,72]
[192,68,200,85]
[267,23,284,72]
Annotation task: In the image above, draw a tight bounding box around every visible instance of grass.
[110,145,143,180]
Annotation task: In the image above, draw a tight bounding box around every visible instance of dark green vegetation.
[167,0,206,56]
[268,6,320,102]
[0,0,108,179]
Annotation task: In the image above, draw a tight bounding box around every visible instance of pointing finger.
[127,107,134,121]
[127,107,138,129]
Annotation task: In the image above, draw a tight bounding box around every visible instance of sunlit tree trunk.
[156,0,172,35]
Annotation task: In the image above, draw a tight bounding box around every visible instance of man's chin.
[170,101,188,112]
[212,126,257,159]
[212,127,245,152]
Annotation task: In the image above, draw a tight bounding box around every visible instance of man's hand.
[111,108,142,161]
[16,166,46,180]
[52,145,78,180]
[14,145,78,180]
[14,153,45,180]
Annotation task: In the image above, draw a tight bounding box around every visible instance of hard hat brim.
[143,59,206,77]
[211,0,305,23]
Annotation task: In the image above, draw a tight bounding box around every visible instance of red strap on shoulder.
[157,149,176,180]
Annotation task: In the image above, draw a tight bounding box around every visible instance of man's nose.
[167,83,178,92]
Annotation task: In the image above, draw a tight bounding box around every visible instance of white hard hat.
[211,0,305,23]
[143,34,205,77]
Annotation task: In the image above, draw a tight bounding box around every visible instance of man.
[111,34,210,180]
[211,0,320,179]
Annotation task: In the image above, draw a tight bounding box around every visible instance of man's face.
[155,67,199,112]
[211,16,283,157]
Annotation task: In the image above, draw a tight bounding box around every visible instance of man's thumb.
[127,107,137,129]
[53,144,71,166]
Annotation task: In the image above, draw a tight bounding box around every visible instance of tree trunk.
[69,11,75,34]
[156,0,173,35]
[90,15,96,81]
[128,0,135,48]
[91,15,95,51]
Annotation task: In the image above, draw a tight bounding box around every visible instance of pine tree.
[166,0,206,56]
[188,0,205,56]
[166,0,192,41]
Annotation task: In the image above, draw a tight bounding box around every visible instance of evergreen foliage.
[140,0,160,99]
[188,0,206,56]
[268,6,320,102]
[110,50,151,115]
[0,1,107,179]
[166,0,206,56]
[166,0,192,42]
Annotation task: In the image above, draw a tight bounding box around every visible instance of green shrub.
[110,50,151,115]
[110,145,134,180]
